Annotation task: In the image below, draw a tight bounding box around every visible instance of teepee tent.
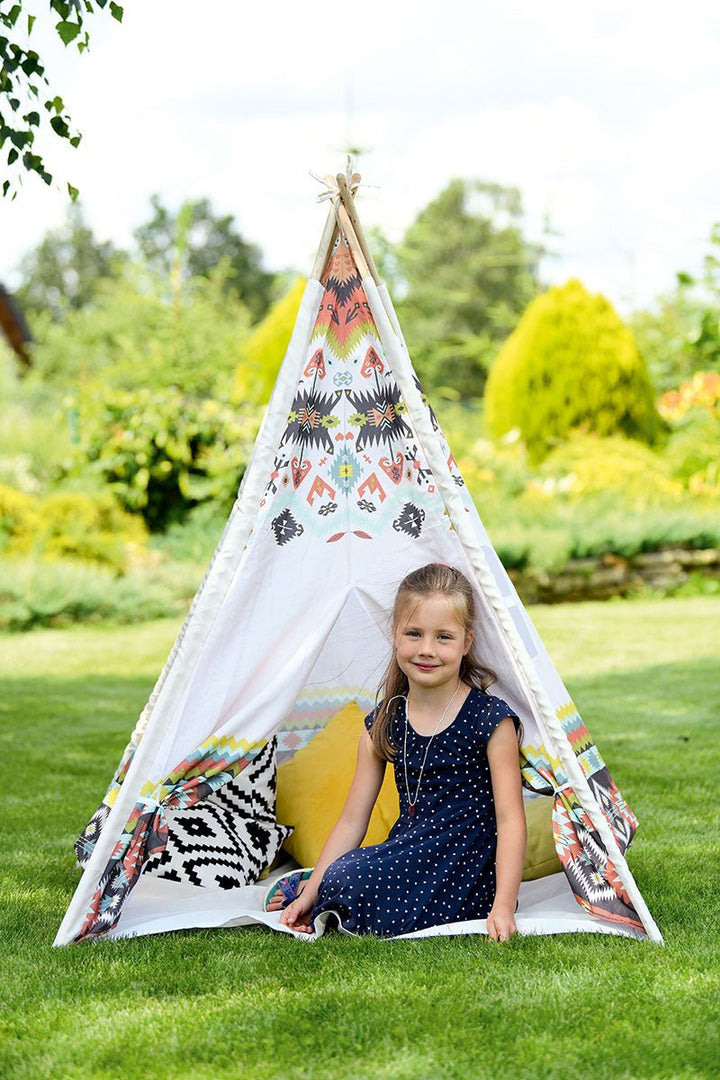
[56,171,662,946]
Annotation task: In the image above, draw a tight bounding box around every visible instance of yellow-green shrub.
[485,279,660,460]
[534,435,683,507]
[234,277,306,405]
[0,484,42,553]
[38,491,147,567]
[0,485,147,570]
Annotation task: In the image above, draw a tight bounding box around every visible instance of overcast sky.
[2,0,719,312]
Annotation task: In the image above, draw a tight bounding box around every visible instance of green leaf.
[8,148,18,165]
[110,3,124,22]
[28,15,36,34]
[134,467,150,491]
[23,111,40,126]
[10,129,31,149]
[2,180,10,197]
[55,20,82,45]
[68,183,79,202]
[21,52,42,77]
[69,134,82,148]
[50,115,70,138]
[7,5,22,28]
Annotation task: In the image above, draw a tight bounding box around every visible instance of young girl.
[268,563,527,941]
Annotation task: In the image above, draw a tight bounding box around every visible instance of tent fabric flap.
[73,734,269,942]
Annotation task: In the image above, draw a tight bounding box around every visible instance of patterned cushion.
[143,737,291,890]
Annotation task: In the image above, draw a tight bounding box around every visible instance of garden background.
[2,182,719,627]
[1,4,720,1078]
[2,175,719,1080]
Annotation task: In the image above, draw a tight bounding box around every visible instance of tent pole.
[336,201,371,280]
[336,173,381,285]
[310,202,340,283]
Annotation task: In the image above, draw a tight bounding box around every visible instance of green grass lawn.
[1,597,718,1080]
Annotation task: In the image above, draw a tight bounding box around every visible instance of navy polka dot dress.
[312,689,519,937]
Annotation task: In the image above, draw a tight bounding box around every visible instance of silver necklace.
[402,680,462,820]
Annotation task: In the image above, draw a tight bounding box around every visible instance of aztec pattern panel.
[518,701,643,933]
[552,792,641,931]
[143,737,290,889]
[558,703,638,851]
[258,239,467,549]
[75,738,137,867]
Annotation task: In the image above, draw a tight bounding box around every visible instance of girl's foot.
[264,868,314,911]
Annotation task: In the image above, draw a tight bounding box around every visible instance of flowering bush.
[658,371,720,421]
[535,435,683,506]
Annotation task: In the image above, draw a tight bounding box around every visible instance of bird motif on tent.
[282,389,339,454]
[348,385,413,451]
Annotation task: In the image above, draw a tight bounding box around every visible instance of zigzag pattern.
[140,733,264,799]
[559,705,594,752]
[519,740,561,777]
[278,686,375,730]
[576,743,604,778]
[310,322,373,364]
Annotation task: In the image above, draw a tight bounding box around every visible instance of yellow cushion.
[522,794,562,881]
[276,701,562,881]
[276,702,400,867]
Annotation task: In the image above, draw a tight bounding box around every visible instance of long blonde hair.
[369,564,496,760]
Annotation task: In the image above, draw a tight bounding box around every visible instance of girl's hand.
[279,883,317,935]
[486,905,517,942]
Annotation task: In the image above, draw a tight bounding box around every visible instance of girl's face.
[394,593,473,693]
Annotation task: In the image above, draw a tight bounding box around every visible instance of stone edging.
[509,547,720,603]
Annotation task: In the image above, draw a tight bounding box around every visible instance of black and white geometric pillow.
[143,737,291,890]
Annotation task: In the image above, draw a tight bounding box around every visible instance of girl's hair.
[369,563,496,760]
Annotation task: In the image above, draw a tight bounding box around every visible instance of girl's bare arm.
[487,717,527,941]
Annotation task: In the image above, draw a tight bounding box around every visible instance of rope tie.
[310,154,363,202]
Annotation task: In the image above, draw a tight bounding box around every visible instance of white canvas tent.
[56,171,662,946]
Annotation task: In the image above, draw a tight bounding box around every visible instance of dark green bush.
[150,501,229,565]
[75,388,262,531]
